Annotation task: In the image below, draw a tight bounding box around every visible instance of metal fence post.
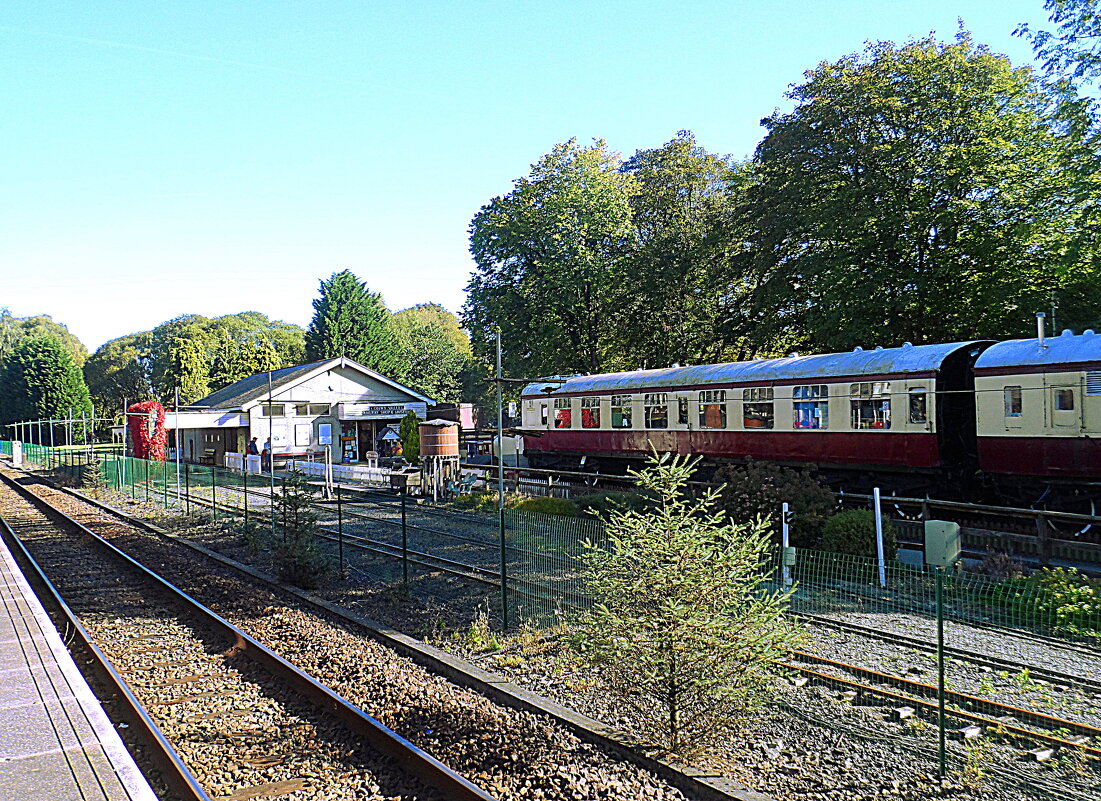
[1036,513,1051,567]
[129,457,135,498]
[162,459,167,508]
[243,470,249,526]
[144,458,150,502]
[499,506,509,630]
[281,477,287,543]
[936,566,947,778]
[184,462,191,515]
[211,467,217,522]
[401,489,408,586]
[337,484,344,574]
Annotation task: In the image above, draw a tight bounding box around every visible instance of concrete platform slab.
[0,527,158,801]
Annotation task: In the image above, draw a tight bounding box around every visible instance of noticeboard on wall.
[294,423,311,447]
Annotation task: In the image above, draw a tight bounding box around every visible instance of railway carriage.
[521,340,991,487]
[973,329,1101,483]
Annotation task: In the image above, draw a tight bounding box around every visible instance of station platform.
[0,531,157,801]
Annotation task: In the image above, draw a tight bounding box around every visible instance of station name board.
[359,405,408,417]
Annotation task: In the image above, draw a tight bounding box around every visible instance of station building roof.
[523,341,989,396]
[193,357,433,410]
[975,329,1101,371]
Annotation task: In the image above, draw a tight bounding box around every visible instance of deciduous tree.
[465,139,638,377]
[393,304,471,402]
[83,332,153,411]
[744,33,1101,351]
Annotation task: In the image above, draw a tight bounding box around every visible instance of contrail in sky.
[0,25,308,77]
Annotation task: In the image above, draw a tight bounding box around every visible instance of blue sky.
[1,1,1051,352]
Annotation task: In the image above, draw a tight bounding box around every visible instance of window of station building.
[794,385,829,429]
[294,403,331,416]
[743,387,774,429]
[1054,388,1075,411]
[553,397,572,428]
[611,395,633,428]
[581,397,601,428]
[1003,386,1023,417]
[908,389,928,424]
[849,383,890,430]
[644,393,669,429]
[260,404,285,417]
[699,390,727,429]
[678,397,690,426]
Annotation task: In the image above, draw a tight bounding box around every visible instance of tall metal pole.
[175,387,182,506]
[873,486,886,589]
[337,484,344,574]
[497,331,508,630]
[269,370,276,538]
[936,566,947,777]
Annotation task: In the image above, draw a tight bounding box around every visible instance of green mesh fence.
[3,441,1098,646]
[765,547,1101,644]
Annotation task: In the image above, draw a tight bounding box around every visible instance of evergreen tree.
[398,410,420,462]
[305,270,405,375]
[392,304,471,402]
[210,329,249,389]
[575,454,801,753]
[0,336,92,428]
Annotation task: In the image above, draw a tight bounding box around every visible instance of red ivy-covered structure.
[127,401,167,461]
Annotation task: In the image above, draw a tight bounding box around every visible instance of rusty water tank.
[418,419,460,457]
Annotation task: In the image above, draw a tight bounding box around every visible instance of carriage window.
[908,389,927,424]
[553,397,572,428]
[645,393,669,429]
[794,385,829,429]
[581,397,601,428]
[678,397,689,426]
[850,382,890,429]
[1003,387,1023,417]
[743,387,774,429]
[540,403,549,427]
[699,390,727,429]
[1054,388,1075,411]
[611,395,633,428]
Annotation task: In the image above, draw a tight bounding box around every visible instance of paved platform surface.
[0,530,158,801]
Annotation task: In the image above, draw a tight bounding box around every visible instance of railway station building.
[166,357,433,466]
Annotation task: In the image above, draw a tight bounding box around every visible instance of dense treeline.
[0,271,474,428]
[464,33,1101,377]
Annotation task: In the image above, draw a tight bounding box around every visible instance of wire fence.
[5,440,1099,644]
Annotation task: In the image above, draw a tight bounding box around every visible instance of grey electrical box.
[924,520,961,567]
[782,546,797,567]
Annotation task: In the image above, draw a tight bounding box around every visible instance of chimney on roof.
[1037,312,1047,348]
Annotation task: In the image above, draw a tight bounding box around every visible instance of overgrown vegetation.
[574,489,656,518]
[714,459,835,548]
[820,509,897,560]
[573,454,802,754]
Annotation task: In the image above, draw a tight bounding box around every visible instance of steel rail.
[0,470,499,801]
[0,512,214,801]
[786,662,1101,759]
[795,612,1101,694]
[787,650,1101,745]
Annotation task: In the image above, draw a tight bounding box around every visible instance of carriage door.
[1047,380,1080,430]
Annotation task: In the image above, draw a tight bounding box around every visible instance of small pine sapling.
[575,453,802,754]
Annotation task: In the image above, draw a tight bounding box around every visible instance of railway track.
[0,470,495,801]
[784,651,1101,756]
[0,466,706,801]
[795,611,1101,695]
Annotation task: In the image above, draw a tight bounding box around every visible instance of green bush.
[449,490,527,514]
[1031,567,1099,639]
[820,509,897,560]
[714,459,835,548]
[574,490,655,518]
[273,542,332,589]
[511,496,578,516]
